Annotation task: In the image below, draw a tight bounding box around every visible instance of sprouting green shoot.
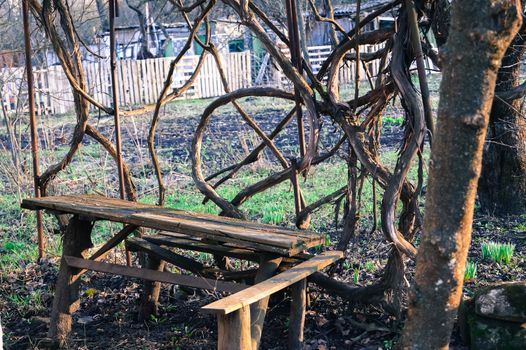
[464,261,477,281]
[364,260,376,272]
[353,268,360,284]
[481,241,515,264]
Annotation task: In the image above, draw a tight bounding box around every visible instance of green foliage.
[6,291,44,311]
[352,268,360,284]
[464,260,477,281]
[383,116,404,126]
[364,260,376,273]
[481,241,515,264]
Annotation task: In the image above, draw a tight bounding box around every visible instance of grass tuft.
[464,260,477,281]
[481,241,515,264]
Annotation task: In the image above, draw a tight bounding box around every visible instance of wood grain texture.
[288,279,306,350]
[126,238,205,274]
[143,234,260,262]
[201,251,343,315]
[217,305,252,350]
[48,216,94,346]
[22,195,323,256]
[64,256,246,293]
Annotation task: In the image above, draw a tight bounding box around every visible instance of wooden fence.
[0,51,252,116]
[272,44,436,87]
[267,44,385,87]
[1,45,437,116]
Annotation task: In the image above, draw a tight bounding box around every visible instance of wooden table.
[22,195,341,349]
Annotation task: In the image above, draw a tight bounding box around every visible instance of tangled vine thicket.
[28,0,451,310]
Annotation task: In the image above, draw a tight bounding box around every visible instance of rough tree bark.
[479,3,526,215]
[398,0,522,349]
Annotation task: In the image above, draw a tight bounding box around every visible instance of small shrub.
[464,261,477,281]
[481,241,515,264]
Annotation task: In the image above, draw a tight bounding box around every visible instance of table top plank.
[22,195,324,256]
[128,212,299,248]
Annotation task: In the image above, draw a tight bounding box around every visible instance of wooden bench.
[21,195,342,349]
[201,251,343,350]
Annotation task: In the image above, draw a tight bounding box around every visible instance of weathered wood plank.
[201,251,343,315]
[22,195,324,255]
[128,212,299,248]
[64,256,246,293]
[126,238,205,274]
[158,229,292,256]
[22,195,321,240]
[143,235,261,262]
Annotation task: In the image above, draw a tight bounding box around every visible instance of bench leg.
[138,254,165,321]
[48,216,93,347]
[217,305,251,350]
[250,256,282,350]
[288,279,306,350]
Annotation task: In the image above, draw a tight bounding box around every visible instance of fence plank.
[0,46,417,115]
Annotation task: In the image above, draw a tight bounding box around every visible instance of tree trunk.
[478,5,526,215]
[398,1,521,349]
[95,0,109,32]
[126,0,154,59]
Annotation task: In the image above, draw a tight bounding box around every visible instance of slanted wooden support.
[89,224,138,261]
[250,255,283,350]
[126,238,205,274]
[143,234,261,262]
[48,216,94,347]
[138,254,166,321]
[288,279,306,350]
[217,305,252,350]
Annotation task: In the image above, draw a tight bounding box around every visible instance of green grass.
[383,116,404,126]
[464,261,477,281]
[481,241,515,264]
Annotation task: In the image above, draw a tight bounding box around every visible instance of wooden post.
[217,305,252,350]
[250,256,282,350]
[288,279,306,350]
[138,254,166,321]
[48,216,94,346]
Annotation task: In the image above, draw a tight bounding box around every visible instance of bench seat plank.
[201,250,343,315]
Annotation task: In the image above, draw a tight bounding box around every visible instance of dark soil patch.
[2,214,523,349]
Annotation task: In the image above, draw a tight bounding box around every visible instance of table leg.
[288,279,307,350]
[250,255,282,350]
[138,254,166,321]
[48,215,94,347]
[217,305,251,350]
